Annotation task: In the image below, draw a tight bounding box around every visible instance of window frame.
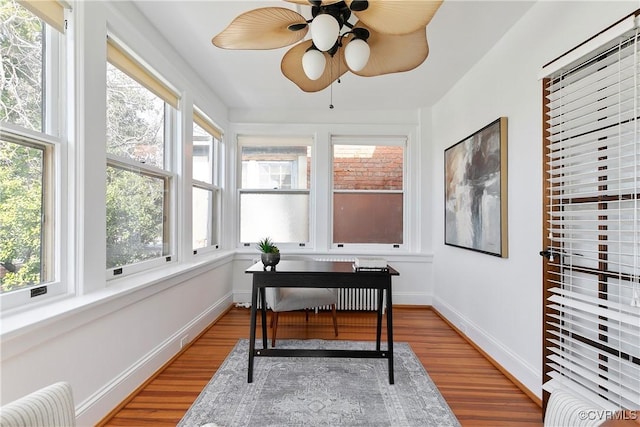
[237,135,313,250]
[105,152,175,277]
[0,1,68,310]
[191,108,222,255]
[330,135,407,250]
[105,38,178,279]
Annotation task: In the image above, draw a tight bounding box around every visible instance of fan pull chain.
[329,60,334,109]
[330,84,334,109]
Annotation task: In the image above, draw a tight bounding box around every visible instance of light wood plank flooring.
[100,306,543,426]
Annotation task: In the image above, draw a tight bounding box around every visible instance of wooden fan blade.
[281,40,348,92]
[212,7,308,50]
[284,0,343,5]
[349,23,429,77]
[347,0,443,35]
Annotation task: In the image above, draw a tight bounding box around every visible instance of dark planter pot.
[261,252,280,270]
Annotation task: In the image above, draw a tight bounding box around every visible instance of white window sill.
[0,250,235,359]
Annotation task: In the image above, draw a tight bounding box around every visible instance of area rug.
[178,339,460,427]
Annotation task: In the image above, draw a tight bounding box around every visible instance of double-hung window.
[0,0,67,307]
[192,109,222,253]
[106,37,178,276]
[238,136,312,245]
[332,136,406,247]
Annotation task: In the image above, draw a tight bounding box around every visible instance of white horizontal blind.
[543,25,640,410]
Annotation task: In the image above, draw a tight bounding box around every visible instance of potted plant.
[257,237,280,270]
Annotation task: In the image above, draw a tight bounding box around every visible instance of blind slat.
[547,300,638,328]
[546,49,636,104]
[547,124,635,149]
[547,339,640,391]
[547,356,640,404]
[547,71,636,119]
[547,313,640,340]
[545,372,628,410]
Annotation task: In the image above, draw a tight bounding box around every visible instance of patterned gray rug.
[178,339,460,427]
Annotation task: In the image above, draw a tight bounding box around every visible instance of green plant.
[256,237,279,253]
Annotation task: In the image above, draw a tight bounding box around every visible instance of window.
[541,14,640,412]
[0,0,66,305]
[238,136,312,244]
[192,109,222,253]
[332,137,405,246]
[106,37,178,275]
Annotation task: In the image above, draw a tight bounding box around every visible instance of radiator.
[314,257,380,312]
[335,288,379,311]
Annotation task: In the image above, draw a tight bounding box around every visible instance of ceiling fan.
[212,0,443,94]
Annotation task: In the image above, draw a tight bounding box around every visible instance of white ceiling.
[132,1,535,113]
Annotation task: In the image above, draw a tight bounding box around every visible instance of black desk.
[245,260,400,384]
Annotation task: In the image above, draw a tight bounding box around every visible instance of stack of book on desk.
[353,257,388,272]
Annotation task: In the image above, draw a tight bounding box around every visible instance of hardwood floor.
[100,306,543,426]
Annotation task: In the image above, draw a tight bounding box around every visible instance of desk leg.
[386,281,394,385]
[260,287,267,349]
[376,289,384,351]
[248,280,258,383]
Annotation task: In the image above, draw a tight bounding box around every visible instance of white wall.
[429,1,639,398]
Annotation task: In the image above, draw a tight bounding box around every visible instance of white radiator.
[314,257,380,311]
[336,288,380,311]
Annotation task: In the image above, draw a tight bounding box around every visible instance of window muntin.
[192,115,221,252]
[238,139,311,244]
[106,43,176,274]
[332,142,404,245]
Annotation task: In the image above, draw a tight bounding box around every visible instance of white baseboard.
[433,296,541,399]
[75,293,233,426]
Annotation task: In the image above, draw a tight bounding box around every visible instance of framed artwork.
[444,117,508,257]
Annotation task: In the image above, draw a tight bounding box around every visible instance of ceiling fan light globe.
[311,14,339,51]
[344,38,370,72]
[302,49,326,80]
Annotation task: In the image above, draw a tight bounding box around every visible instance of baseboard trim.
[90,296,233,427]
[430,305,542,407]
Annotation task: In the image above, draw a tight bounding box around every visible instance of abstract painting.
[444,117,508,257]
